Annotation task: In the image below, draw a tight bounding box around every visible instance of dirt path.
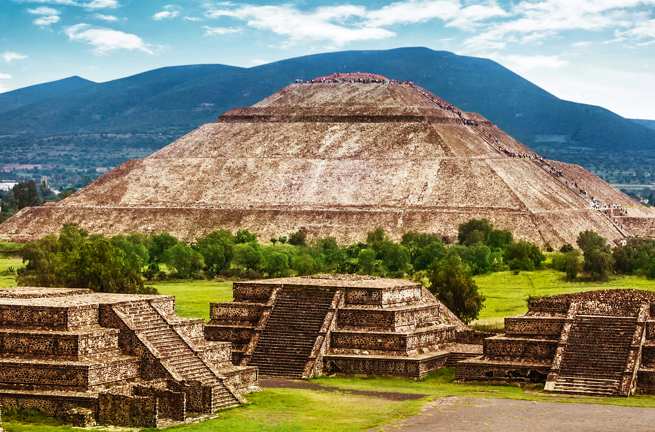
[259,379,426,401]
[369,396,655,431]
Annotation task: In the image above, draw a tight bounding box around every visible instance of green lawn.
[474,269,655,325]
[154,279,234,321]
[0,258,23,288]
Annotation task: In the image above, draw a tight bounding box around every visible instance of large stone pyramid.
[2,73,653,246]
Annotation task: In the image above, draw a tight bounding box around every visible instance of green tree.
[288,230,307,246]
[366,227,387,244]
[147,233,179,263]
[357,248,377,275]
[487,229,514,250]
[458,218,493,245]
[428,255,485,324]
[196,230,235,274]
[262,251,290,278]
[60,237,144,293]
[504,241,545,271]
[291,254,321,276]
[233,243,263,271]
[236,229,258,244]
[413,242,445,271]
[576,230,607,253]
[584,246,614,281]
[381,242,410,273]
[164,243,204,279]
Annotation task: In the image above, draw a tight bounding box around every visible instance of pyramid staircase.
[113,301,240,409]
[550,315,639,396]
[248,289,338,378]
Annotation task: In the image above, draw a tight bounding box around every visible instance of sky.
[1,0,655,119]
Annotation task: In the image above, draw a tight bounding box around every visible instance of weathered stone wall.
[336,304,439,331]
[483,336,558,359]
[0,328,120,359]
[505,317,565,336]
[98,393,158,428]
[0,305,98,330]
[133,385,185,422]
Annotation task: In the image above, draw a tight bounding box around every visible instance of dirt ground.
[370,396,655,432]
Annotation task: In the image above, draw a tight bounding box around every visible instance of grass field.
[155,279,233,321]
[0,258,22,288]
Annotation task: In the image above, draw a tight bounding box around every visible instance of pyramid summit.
[2,73,654,246]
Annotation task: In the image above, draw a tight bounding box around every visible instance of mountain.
[633,119,655,131]
[0,76,95,114]
[1,48,653,187]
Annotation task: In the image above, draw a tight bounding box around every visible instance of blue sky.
[1,0,655,118]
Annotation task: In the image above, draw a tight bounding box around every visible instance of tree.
[413,242,445,271]
[559,244,575,253]
[262,251,290,278]
[291,254,321,276]
[458,218,493,245]
[164,243,204,279]
[584,246,614,281]
[60,237,144,293]
[358,248,377,275]
[147,233,179,263]
[381,242,410,273]
[552,250,582,280]
[11,180,41,210]
[504,241,545,271]
[233,243,263,271]
[196,230,235,274]
[288,230,307,246]
[576,230,607,253]
[366,227,387,244]
[428,255,485,324]
[487,229,514,250]
[236,229,258,244]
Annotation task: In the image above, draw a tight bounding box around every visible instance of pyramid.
[2,73,653,246]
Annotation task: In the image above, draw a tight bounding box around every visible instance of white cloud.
[0,73,13,80]
[464,0,655,51]
[572,41,592,48]
[202,26,241,36]
[65,23,152,54]
[616,19,655,46]
[93,13,118,21]
[2,52,28,62]
[184,16,201,21]
[252,59,269,65]
[15,0,117,9]
[27,6,60,14]
[153,5,180,21]
[34,15,60,26]
[204,4,392,46]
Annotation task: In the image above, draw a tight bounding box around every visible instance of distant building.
[0,182,17,192]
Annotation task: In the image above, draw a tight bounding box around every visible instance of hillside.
[0,48,654,189]
[0,76,95,114]
[633,119,655,131]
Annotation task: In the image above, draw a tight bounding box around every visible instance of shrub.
[584,246,614,281]
[288,230,307,246]
[427,255,485,324]
[262,251,290,278]
[576,230,607,253]
[458,218,493,245]
[291,254,321,276]
[147,233,179,263]
[164,243,204,279]
[233,243,263,271]
[487,229,514,250]
[559,244,575,253]
[236,229,258,244]
[504,241,545,271]
[357,248,377,275]
[196,230,235,275]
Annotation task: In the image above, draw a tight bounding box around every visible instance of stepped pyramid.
[2,73,653,246]
[457,289,655,397]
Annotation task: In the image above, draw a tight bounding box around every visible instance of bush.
[380,242,410,273]
[559,244,575,253]
[504,241,545,271]
[487,229,513,250]
[576,230,607,253]
[288,230,307,246]
[427,255,485,324]
[236,229,257,244]
[262,251,290,278]
[552,251,582,280]
[291,254,321,276]
[147,233,179,263]
[164,243,204,279]
[458,218,493,245]
[233,243,263,271]
[584,246,614,281]
[366,227,387,244]
[196,230,235,275]
[357,248,377,275]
